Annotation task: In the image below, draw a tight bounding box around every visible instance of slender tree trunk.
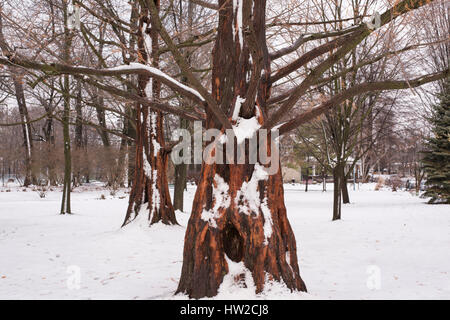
[95,100,113,186]
[173,118,188,211]
[123,1,177,226]
[322,169,327,192]
[42,98,57,186]
[12,76,35,186]
[94,95,110,148]
[305,169,309,192]
[341,166,350,204]
[173,162,187,211]
[61,75,72,214]
[73,80,83,187]
[120,102,135,188]
[173,0,194,212]
[60,2,73,214]
[333,164,342,220]
[117,116,129,188]
[123,1,139,188]
[176,0,306,298]
[126,105,136,188]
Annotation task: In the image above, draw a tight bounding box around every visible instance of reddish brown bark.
[122,1,177,227]
[176,0,306,298]
[177,160,307,298]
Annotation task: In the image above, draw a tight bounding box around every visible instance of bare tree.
[0,5,35,186]
[0,0,447,298]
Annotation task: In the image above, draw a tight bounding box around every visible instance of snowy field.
[0,183,449,300]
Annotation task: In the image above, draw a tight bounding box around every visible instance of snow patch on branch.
[107,63,205,102]
[148,111,161,221]
[143,30,153,65]
[143,152,152,179]
[201,174,230,228]
[150,168,160,220]
[24,119,31,158]
[261,198,273,245]
[232,0,244,49]
[145,70,153,99]
[141,111,161,223]
[232,96,246,120]
[150,112,161,157]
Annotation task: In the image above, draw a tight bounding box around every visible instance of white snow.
[201,174,230,228]
[138,110,162,221]
[150,112,161,157]
[150,169,160,217]
[235,164,266,216]
[216,255,257,299]
[235,164,272,244]
[232,116,261,144]
[0,183,449,299]
[107,63,205,102]
[232,96,246,120]
[232,0,244,49]
[142,152,152,179]
[260,197,273,245]
[23,118,31,158]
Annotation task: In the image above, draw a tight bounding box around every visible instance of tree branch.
[0,56,207,107]
[185,0,219,10]
[278,69,449,135]
[265,0,437,130]
[146,0,231,129]
[269,26,360,61]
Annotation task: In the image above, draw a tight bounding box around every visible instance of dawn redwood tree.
[122,1,178,226]
[174,0,309,298]
[169,0,447,297]
[0,0,447,298]
[147,0,446,297]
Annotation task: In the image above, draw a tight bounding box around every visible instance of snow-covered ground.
[0,183,449,299]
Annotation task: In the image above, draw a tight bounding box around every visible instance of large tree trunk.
[122,1,177,226]
[177,161,307,298]
[176,0,306,298]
